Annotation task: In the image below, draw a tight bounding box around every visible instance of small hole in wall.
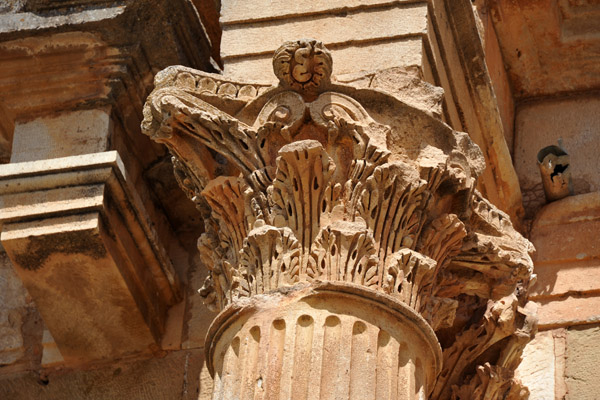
[37,376,49,386]
[551,163,569,181]
[313,176,319,190]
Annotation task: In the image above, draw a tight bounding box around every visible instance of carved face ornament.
[273,39,333,98]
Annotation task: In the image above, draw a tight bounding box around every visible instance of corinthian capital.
[142,39,536,400]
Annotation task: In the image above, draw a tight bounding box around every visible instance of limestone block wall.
[515,192,600,399]
[219,0,429,82]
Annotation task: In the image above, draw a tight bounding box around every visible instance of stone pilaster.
[143,39,537,399]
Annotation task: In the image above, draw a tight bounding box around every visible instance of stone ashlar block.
[220,0,421,25]
[531,191,600,264]
[224,37,424,82]
[566,324,600,400]
[530,259,600,300]
[11,109,111,163]
[221,3,428,59]
[0,151,181,363]
[536,296,600,330]
[515,330,556,400]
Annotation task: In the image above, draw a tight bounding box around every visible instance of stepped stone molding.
[142,39,537,399]
[0,151,181,362]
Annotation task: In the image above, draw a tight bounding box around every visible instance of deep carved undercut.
[142,39,536,400]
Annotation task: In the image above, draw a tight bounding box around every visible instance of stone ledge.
[531,192,600,264]
[536,295,600,330]
[530,259,600,300]
[0,151,181,363]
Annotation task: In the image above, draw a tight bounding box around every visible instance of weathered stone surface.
[223,38,425,82]
[531,260,600,299]
[40,329,63,368]
[565,324,600,400]
[484,0,600,98]
[536,296,600,329]
[207,284,441,399]
[474,3,516,154]
[0,349,206,400]
[0,0,217,168]
[143,39,536,400]
[532,218,600,264]
[0,251,28,365]
[220,0,421,24]
[219,0,429,86]
[515,96,600,217]
[515,331,556,400]
[0,308,24,366]
[11,109,111,163]
[427,0,524,227]
[0,151,181,362]
[181,253,217,350]
[221,3,427,59]
[530,192,600,276]
[335,66,445,117]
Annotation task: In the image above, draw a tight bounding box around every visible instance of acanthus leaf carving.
[269,140,336,254]
[451,363,530,400]
[237,222,301,298]
[142,39,537,400]
[308,220,379,288]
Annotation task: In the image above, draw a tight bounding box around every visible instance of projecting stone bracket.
[0,151,181,363]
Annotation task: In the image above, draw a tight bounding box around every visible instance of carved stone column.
[143,40,537,400]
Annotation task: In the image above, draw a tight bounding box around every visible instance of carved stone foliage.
[142,39,537,399]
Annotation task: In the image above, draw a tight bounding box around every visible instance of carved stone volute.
[142,39,536,400]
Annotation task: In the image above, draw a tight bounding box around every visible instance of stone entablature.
[0,151,181,362]
[143,39,536,399]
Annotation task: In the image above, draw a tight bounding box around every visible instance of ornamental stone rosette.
[142,39,537,400]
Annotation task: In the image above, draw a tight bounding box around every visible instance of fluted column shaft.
[206,283,440,400]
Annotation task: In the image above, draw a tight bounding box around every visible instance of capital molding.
[143,39,537,399]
